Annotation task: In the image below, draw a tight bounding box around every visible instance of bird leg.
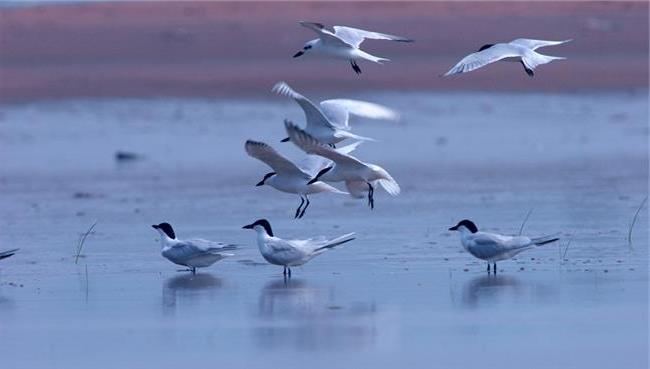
[288,267,292,277]
[367,182,374,209]
[493,263,497,274]
[192,267,196,275]
[283,266,287,276]
[294,196,305,219]
[487,263,491,273]
[520,61,534,77]
[328,143,336,149]
[350,60,362,74]
[298,195,310,218]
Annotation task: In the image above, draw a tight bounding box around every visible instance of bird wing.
[0,248,18,260]
[443,44,521,76]
[273,82,336,132]
[332,26,413,48]
[299,21,352,48]
[184,239,237,254]
[285,120,366,168]
[298,142,363,176]
[319,99,399,129]
[266,237,310,260]
[245,140,307,176]
[509,38,572,50]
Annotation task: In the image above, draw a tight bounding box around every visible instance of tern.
[273,82,398,146]
[152,223,236,274]
[285,120,400,209]
[443,38,571,77]
[448,219,560,273]
[293,21,413,74]
[242,219,355,276]
[0,249,18,261]
[245,139,356,218]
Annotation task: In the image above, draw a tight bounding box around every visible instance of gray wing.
[319,99,399,130]
[184,239,237,254]
[299,21,352,48]
[245,140,308,176]
[332,26,413,48]
[272,82,336,132]
[285,120,366,168]
[443,44,521,76]
[298,142,363,176]
[509,38,572,50]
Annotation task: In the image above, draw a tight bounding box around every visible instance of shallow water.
[0,91,648,369]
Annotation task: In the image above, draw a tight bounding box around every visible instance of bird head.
[152,222,176,240]
[256,172,276,186]
[448,219,478,234]
[293,40,317,58]
[242,219,274,236]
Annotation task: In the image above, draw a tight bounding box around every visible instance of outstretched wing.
[285,120,365,168]
[443,44,520,76]
[299,21,352,48]
[319,99,399,129]
[333,26,413,48]
[245,140,306,176]
[509,38,572,50]
[298,141,363,176]
[273,82,336,132]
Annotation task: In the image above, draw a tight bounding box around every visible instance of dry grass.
[74,220,98,264]
[627,196,647,250]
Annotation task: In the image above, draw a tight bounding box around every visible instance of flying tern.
[443,38,571,77]
[293,21,413,74]
[273,81,398,146]
[285,120,400,209]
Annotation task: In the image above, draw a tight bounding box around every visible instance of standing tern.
[245,139,356,218]
[152,223,236,274]
[443,38,571,77]
[293,21,413,74]
[0,249,18,261]
[448,219,560,273]
[285,120,400,209]
[242,219,355,277]
[273,81,398,146]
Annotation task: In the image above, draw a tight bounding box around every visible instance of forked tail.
[315,233,356,252]
[531,234,560,246]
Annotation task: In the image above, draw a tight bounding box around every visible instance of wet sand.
[0,91,647,368]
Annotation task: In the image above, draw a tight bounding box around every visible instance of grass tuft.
[627,196,647,250]
[518,208,533,236]
[75,220,98,264]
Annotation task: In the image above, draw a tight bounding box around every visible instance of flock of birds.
[3,22,572,277]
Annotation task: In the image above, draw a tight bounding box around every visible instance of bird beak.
[242,224,254,229]
[293,51,304,58]
[307,177,318,185]
[280,137,290,142]
[448,225,458,231]
[151,225,159,229]
[255,180,265,186]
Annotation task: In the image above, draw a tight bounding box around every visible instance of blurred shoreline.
[0,1,648,102]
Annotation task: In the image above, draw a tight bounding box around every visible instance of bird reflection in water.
[460,274,554,308]
[253,278,378,351]
[162,273,222,315]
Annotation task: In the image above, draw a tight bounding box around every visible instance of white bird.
[0,249,18,261]
[285,120,400,209]
[242,219,355,276]
[448,219,560,273]
[443,38,571,77]
[152,223,235,274]
[273,82,398,146]
[245,139,357,218]
[292,21,413,74]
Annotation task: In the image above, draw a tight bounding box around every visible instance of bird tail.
[335,130,377,142]
[0,248,19,260]
[315,233,356,252]
[531,234,560,246]
[369,165,400,196]
[523,50,566,70]
[357,50,390,64]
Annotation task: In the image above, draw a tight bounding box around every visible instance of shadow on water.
[252,278,378,352]
[460,274,555,308]
[162,273,222,315]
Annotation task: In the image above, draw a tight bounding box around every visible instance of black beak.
[448,226,458,231]
[242,224,254,229]
[255,180,265,187]
[293,51,304,58]
[280,137,290,142]
[151,224,159,229]
[307,177,319,185]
